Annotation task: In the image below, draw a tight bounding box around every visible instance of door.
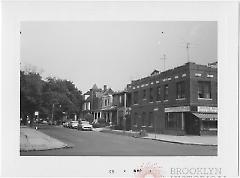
[185,113,200,135]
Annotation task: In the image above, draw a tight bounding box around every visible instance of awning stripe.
[192,113,218,121]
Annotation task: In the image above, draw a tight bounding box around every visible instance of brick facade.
[128,62,217,135]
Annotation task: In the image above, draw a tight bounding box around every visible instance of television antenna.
[176,40,199,63]
[160,54,167,71]
[157,32,167,71]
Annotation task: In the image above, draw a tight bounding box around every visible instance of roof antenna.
[160,54,167,71]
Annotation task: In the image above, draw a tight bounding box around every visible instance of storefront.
[192,106,218,135]
[164,106,190,135]
[164,106,217,136]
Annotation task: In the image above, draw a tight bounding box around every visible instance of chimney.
[104,85,107,91]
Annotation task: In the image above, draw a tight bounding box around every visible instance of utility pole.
[160,54,167,71]
[153,108,158,139]
[51,103,54,124]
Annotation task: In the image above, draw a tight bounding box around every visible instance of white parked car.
[78,121,93,131]
[70,121,79,129]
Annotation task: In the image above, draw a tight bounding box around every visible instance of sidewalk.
[144,133,217,146]
[20,127,70,151]
[97,128,217,146]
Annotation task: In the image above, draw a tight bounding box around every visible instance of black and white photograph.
[1,1,239,178]
[19,21,218,156]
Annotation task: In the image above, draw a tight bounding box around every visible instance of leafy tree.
[20,70,83,125]
[20,71,43,125]
[85,113,94,123]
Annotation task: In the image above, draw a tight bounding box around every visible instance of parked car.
[70,121,79,129]
[78,120,93,131]
[63,122,68,127]
[42,120,48,124]
[63,121,71,128]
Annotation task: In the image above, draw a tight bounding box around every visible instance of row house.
[99,85,115,125]
[82,84,102,121]
[128,62,217,136]
[82,84,116,125]
[82,84,132,130]
[112,90,132,130]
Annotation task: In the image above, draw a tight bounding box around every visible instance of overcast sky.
[21,21,217,93]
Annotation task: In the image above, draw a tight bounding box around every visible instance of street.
[21,125,217,156]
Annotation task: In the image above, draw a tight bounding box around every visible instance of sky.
[21,21,217,93]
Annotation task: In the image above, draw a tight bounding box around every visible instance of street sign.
[34,111,39,116]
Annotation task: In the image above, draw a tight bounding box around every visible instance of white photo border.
[1,1,239,177]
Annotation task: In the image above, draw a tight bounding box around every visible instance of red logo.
[134,163,162,178]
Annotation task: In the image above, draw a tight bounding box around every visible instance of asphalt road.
[21,125,217,156]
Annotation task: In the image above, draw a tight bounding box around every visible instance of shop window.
[165,113,182,129]
[149,88,154,102]
[133,91,139,104]
[164,85,169,100]
[156,86,161,101]
[198,81,211,99]
[176,81,186,99]
[202,121,217,130]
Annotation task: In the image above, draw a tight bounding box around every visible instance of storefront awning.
[193,113,218,121]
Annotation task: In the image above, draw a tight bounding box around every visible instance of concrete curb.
[141,137,217,146]
[20,145,73,152]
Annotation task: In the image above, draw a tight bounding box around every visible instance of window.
[141,112,146,126]
[149,88,154,102]
[176,81,186,99]
[165,113,182,129]
[133,91,139,104]
[148,112,153,127]
[119,95,124,107]
[164,85,169,100]
[198,81,211,99]
[202,121,217,131]
[142,89,146,99]
[156,86,161,101]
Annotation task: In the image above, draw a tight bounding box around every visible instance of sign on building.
[165,106,190,112]
[197,106,218,113]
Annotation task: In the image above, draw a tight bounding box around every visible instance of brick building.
[129,62,217,135]
[82,84,103,121]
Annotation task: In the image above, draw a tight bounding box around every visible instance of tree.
[20,70,43,125]
[20,69,83,125]
[85,113,94,123]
